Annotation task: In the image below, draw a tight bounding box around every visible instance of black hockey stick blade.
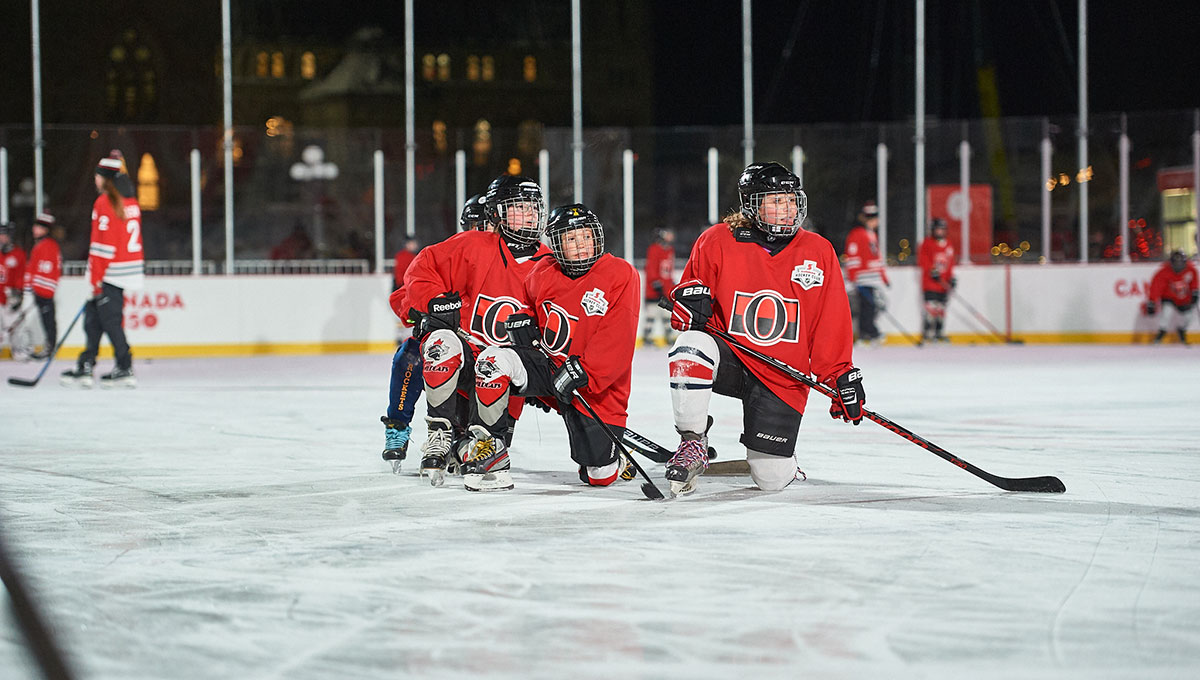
[7,302,86,389]
[621,429,672,463]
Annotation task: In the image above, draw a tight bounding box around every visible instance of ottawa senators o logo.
[729,290,800,346]
[540,300,578,357]
[471,294,523,345]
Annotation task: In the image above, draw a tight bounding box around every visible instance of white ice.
[2,344,1199,679]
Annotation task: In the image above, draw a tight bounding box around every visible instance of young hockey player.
[466,204,640,491]
[641,227,677,347]
[1146,249,1199,344]
[25,213,63,359]
[665,162,863,496]
[62,153,143,387]
[0,222,27,357]
[379,194,490,473]
[398,175,552,486]
[917,217,957,342]
[843,200,889,343]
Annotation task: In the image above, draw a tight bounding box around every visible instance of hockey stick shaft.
[949,290,1014,342]
[702,324,1064,493]
[880,308,924,346]
[7,302,86,388]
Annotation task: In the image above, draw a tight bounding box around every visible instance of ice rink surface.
[2,343,1199,679]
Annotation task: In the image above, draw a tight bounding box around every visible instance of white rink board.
[2,344,1200,679]
[32,262,1168,356]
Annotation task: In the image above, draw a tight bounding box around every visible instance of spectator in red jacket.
[1146,250,1199,344]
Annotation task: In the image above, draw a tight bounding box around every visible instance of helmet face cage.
[486,179,546,245]
[1170,250,1187,273]
[743,189,808,237]
[547,205,605,276]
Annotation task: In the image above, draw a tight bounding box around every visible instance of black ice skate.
[99,367,136,388]
[462,425,513,492]
[380,416,411,474]
[60,360,95,388]
[1178,329,1189,345]
[665,435,709,496]
[420,417,455,487]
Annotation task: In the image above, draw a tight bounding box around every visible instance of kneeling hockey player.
[665,162,863,495]
[399,175,552,486]
[465,204,640,491]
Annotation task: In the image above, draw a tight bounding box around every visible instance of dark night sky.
[0,0,1197,127]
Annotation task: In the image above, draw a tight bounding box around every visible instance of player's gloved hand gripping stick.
[657,298,1065,493]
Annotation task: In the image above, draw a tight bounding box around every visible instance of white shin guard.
[747,449,799,492]
[669,330,720,434]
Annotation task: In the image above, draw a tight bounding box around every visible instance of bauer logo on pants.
[729,290,800,346]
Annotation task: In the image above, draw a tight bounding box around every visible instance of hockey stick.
[621,421,718,464]
[949,290,1024,344]
[529,342,665,500]
[7,302,85,388]
[713,327,1063,492]
[0,525,77,680]
[880,308,924,347]
[658,297,1064,492]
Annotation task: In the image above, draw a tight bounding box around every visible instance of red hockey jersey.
[399,230,552,349]
[25,237,62,299]
[681,224,855,414]
[525,253,640,427]
[843,225,889,287]
[1149,261,1199,307]
[644,241,675,300]
[917,237,956,293]
[0,246,26,305]
[87,193,144,292]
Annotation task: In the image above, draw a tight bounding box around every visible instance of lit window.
[437,54,450,81]
[523,55,537,82]
[256,52,269,78]
[467,55,480,81]
[137,153,160,211]
[482,55,495,81]
[301,52,316,80]
[422,54,435,81]
[473,119,492,165]
[433,120,447,153]
[271,51,285,79]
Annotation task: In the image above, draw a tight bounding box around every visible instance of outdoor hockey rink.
[2,343,1199,679]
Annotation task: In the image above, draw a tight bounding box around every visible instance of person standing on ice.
[843,200,889,344]
[398,174,552,486]
[466,204,640,491]
[378,194,488,474]
[917,217,957,343]
[664,162,864,496]
[1145,249,1198,344]
[641,227,676,347]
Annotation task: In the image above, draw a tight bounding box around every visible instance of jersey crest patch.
[790,260,824,290]
[729,290,800,346]
[580,288,609,317]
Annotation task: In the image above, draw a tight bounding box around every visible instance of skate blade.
[669,478,698,497]
[100,378,137,389]
[464,470,514,492]
[422,468,446,487]
[389,460,403,475]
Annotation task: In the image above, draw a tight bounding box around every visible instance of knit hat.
[34,212,55,228]
[96,156,123,179]
[860,200,879,217]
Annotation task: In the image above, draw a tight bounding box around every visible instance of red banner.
[927,184,994,263]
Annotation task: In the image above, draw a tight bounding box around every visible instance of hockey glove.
[7,290,21,312]
[1185,291,1200,313]
[503,312,540,349]
[949,276,957,290]
[1144,300,1157,316]
[551,355,588,401]
[650,279,665,301]
[418,292,462,337]
[930,270,941,283]
[670,279,713,332]
[828,367,865,425]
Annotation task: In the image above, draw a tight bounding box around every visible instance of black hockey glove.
[1144,300,1157,316]
[949,276,957,290]
[503,312,540,349]
[670,279,713,332]
[828,367,865,425]
[650,279,665,301]
[930,270,941,283]
[1186,291,1200,313]
[551,355,588,401]
[418,292,462,337]
[525,397,556,414]
[7,289,21,312]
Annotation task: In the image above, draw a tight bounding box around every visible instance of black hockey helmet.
[546,203,605,277]
[0,221,13,238]
[1169,249,1188,273]
[738,162,807,238]
[484,174,546,246]
[459,193,489,231]
[931,217,948,238]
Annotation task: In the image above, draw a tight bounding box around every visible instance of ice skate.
[99,367,136,388]
[380,416,411,474]
[1153,329,1166,344]
[420,417,455,487]
[665,436,709,496]
[60,361,95,388]
[462,425,513,492]
[1178,329,1189,346]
